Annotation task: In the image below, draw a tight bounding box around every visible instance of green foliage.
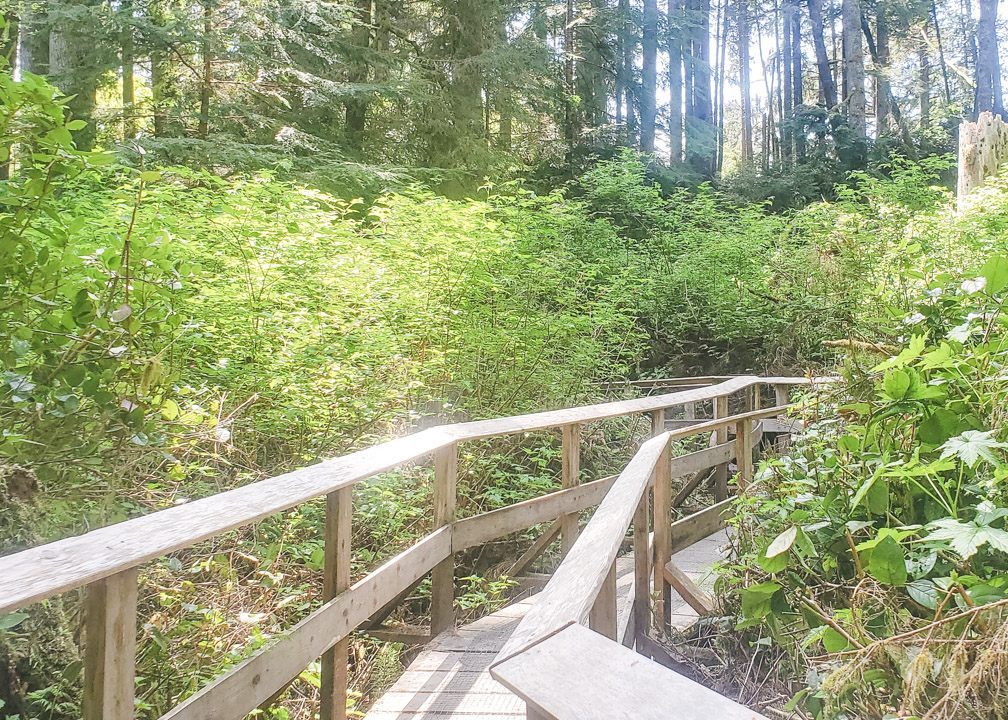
[726,239,1008,717]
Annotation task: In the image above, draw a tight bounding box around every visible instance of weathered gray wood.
[735,419,754,488]
[359,623,430,645]
[508,519,562,577]
[663,561,714,615]
[82,568,138,720]
[453,475,616,552]
[0,376,800,615]
[712,395,729,501]
[665,440,733,482]
[652,443,672,634]
[559,423,581,555]
[959,111,1008,206]
[431,444,458,637]
[671,468,713,508]
[162,528,451,720]
[774,383,791,407]
[320,487,352,720]
[493,432,668,664]
[669,498,733,555]
[587,562,616,640]
[492,623,770,720]
[632,494,650,649]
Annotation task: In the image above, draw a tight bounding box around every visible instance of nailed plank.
[431,445,458,636]
[662,562,714,616]
[669,499,733,555]
[82,569,138,720]
[491,623,769,720]
[507,519,562,577]
[493,433,668,664]
[559,423,581,555]
[453,476,616,552]
[162,528,451,720]
[320,487,352,720]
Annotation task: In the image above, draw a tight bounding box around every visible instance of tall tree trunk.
[782,1,793,162]
[807,0,837,107]
[715,0,728,171]
[198,0,212,138]
[18,0,48,76]
[802,0,834,106]
[791,3,804,158]
[496,20,511,151]
[875,3,890,134]
[929,0,951,102]
[974,0,1003,118]
[641,0,658,152]
[576,0,608,128]
[622,0,636,134]
[49,3,98,150]
[121,1,135,139]
[616,0,626,124]
[669,0,684,161]
[1,11,16,179]
[564,0,576,148]
[688,0,713,171]
[738,0,753,163]
[919,30,930,126]
[345,0,372,151]
[842,0,865,136]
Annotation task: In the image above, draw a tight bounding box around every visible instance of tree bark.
[974,0,1003,118]
[782,1,793,161]
[792,5,804,158]
[576,0,608,128]
[875,3,890,134]
[842,0,865,136]
[198,0,212,138]
[669,0,684,161]
[738,0,753,163]
[919,31,930,127]
[345,0,372,151]
[18,0,48,76]
[688,0,713,171]
[622,0,636,133]
[641,0,658,152]
[807,0,836,107]
[564,0,576,148]
[49,3,98,150]
[121,1,135,139]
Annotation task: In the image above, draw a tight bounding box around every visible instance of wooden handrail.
[0,373,819,720]
[0,375,805,614]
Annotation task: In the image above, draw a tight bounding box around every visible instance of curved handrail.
[0,374,806,613]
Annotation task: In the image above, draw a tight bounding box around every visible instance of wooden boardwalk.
[364,530,728,719]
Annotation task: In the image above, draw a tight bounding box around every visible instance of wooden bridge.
[0,374,822,720]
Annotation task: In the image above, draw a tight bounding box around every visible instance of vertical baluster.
[684,400,696,421]
[431,443,458,636]
[735,419,754,488]
[588,561,617,640]
[632,492,650,649]
[320,486,352,720]
[82,568,138,720]
[774,383,791,407]
[713,395,729,502]
[560,423,581,555]
[651,442,671,634]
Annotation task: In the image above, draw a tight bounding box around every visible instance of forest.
[1,0,1008,718]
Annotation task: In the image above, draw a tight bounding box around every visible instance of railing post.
[735,419,754,488]
[82,568,138,720]
[320,486,352,720]
[684,401,696,421]
[588,561,617,640]
[431,443,458,636]
[713,395,729,502]
[774,383,791,407]
[632,493,650,649]
[652,443,671,634]
[560,423,581,555]
[651,408,664,437]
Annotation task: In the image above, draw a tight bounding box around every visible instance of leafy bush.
[726,251,1008,718]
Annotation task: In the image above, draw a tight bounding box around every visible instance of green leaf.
[140,170,162,183]
[982,255,1008,294]
[940,430,1008,468]
[160,399,180,421]
[882,369,911,401]
[868,535,907,586]
[926,518,1008,559]
[0,612,28,631]
[918,409,961,445]
[740,581,780,620]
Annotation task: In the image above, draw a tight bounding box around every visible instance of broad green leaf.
[918,409,961,445]
[982,255,1008,294]
[940,430,1008,468]
[868,535,907,586]
[882,369,911,401]
[0,612,28,631]
[926,518,1008,559]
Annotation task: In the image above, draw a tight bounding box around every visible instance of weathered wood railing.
[0,375,813,720]
[490,403,794,720]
